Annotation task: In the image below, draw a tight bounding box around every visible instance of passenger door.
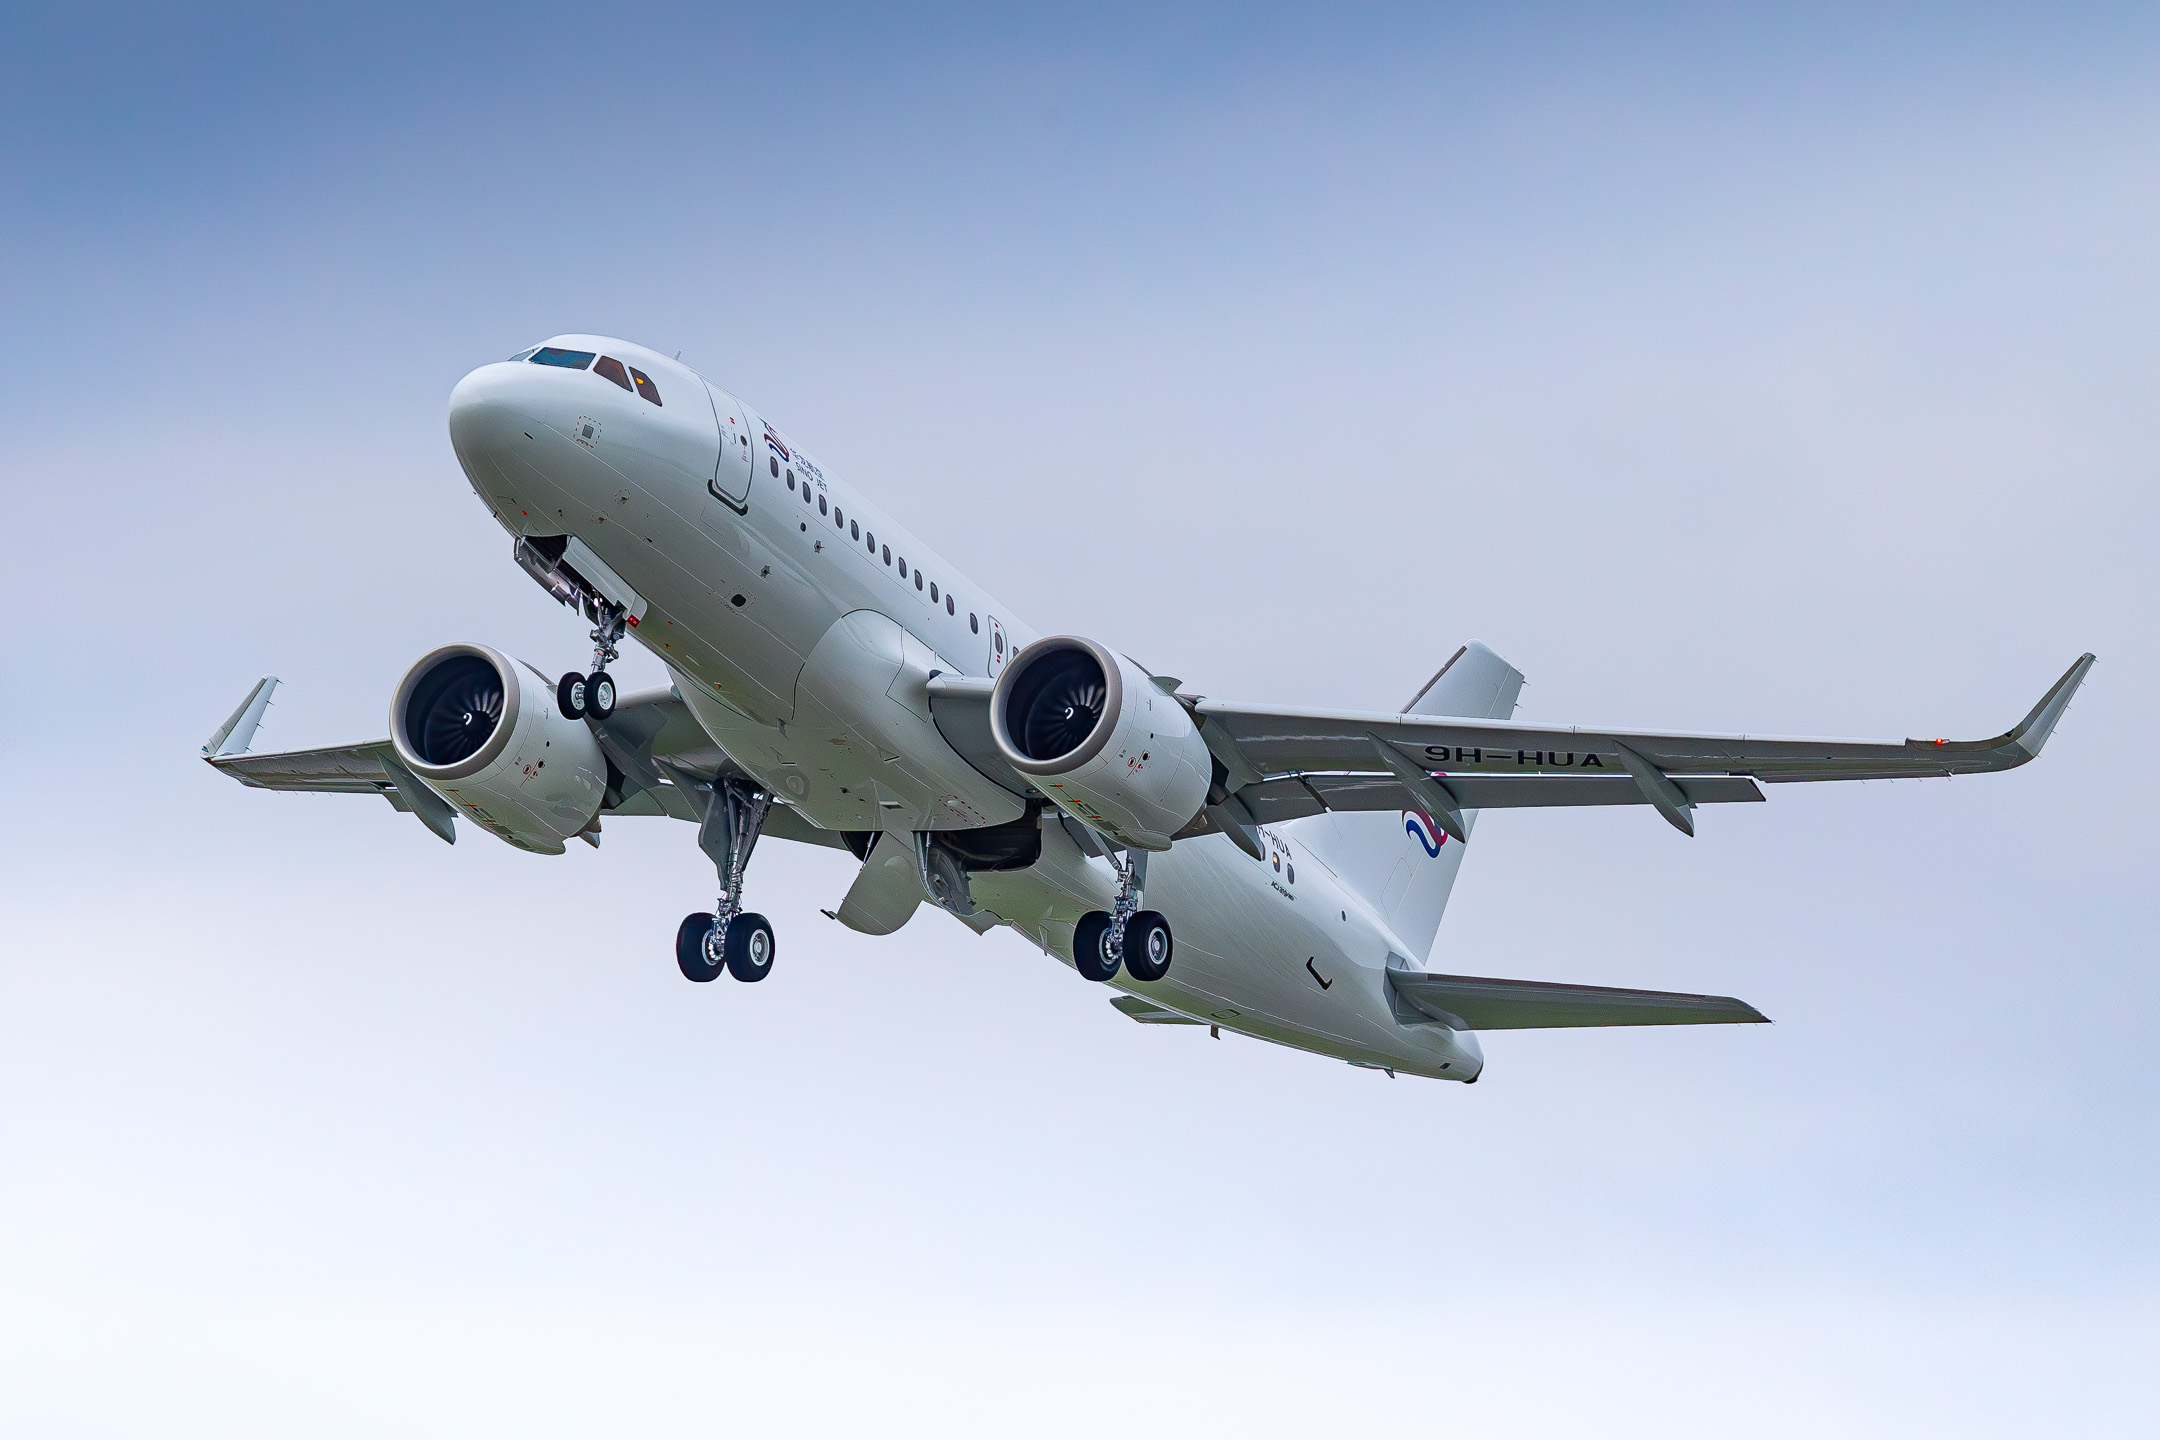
[706,384,756,510]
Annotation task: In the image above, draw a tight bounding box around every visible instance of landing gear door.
[705,384,756,511]
[987,616,1008,678]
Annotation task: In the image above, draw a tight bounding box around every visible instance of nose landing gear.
[1073,848,1173,983]
[673,777,777,985]
[556,597,627,721]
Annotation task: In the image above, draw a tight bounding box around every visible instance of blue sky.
[4,6,2157,1435]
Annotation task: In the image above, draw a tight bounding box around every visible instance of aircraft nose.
[447,360,546,462]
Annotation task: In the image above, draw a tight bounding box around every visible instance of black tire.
[725,912,775,982]
[585,670,617,720]
[557,672,587,720]
[1072,910,1120,982]
[1122,910,1173,982]
[676,913,724,982]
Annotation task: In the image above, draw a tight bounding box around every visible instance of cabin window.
[882,545,891,565]
[970,614,979,633]
[594,356,633,391]
[628,367,662,406]
[771,457,780,478]
[834,507,844,528]
[915,570,924,591]
[898,558,907,577]
[1286,864,1296,884]
[929,582,938,602]
[818,495,828,515]
[851,520,860,540]
[947,596,956,615]
[530,347,594,369]
[783,468,792,488]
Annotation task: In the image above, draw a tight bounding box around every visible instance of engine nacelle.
[389,643,607,854]
[989,636,1210,851]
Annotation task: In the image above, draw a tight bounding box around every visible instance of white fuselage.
[448,335,1483,1081]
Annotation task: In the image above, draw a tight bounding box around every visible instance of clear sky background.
[3,4,2155,1435]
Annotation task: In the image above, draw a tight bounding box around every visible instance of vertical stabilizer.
[1288,642,1523,960]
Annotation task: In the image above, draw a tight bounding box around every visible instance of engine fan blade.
[1023,676,1105,759]
[419,667,505,765]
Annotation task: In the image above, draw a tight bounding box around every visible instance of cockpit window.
[507,347,540,362]
[629,367,663,406]
[530,347,595,369]
[593,356,634,392]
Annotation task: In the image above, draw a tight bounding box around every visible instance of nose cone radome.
[447,360,548,465]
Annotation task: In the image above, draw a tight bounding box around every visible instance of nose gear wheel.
[557,597,629,720]
[584,670,616,719]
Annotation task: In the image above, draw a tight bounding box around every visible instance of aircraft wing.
[1192,652,2094,836]
[210,739,403,795]
[1387,969,1768,1029]
[201,680,848,851]
[930,654,2091,844]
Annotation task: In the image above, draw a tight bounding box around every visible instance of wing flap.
[1304,772,1764,812]
[1388,969,1768,1030]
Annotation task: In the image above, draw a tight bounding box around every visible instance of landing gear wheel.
[585,670,616,720]
[1121,910,1173,982]
[1072,910,1120,982]
[558,672,588,720]
[724,913,775,982]
[676,912,724,982]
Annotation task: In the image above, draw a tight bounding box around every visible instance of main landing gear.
[676,909,775,983]
[676,778,777,984]
[557,597,628,722]
[1073,847,1173,984]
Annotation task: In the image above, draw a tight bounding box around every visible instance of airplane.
[200,335,2095,1083]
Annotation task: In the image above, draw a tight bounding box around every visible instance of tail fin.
[1288,643,1524,960]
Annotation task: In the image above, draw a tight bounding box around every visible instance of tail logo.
[1403,808,1447,858]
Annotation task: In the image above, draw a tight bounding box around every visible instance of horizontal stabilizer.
[1110,995,1204,1025]
[1388,968,1768,1030]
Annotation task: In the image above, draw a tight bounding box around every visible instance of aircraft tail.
[1288,642,1524,961]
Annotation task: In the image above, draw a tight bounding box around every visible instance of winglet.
[2005,653,2096,761]
[201,677,279,758]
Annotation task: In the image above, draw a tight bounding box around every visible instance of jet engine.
[389,642,607,854]
[989,636,1210,851]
